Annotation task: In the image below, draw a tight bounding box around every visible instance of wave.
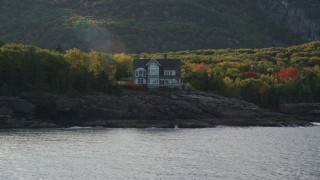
[67,126,93,129]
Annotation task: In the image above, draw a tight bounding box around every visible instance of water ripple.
[0,127,319,180]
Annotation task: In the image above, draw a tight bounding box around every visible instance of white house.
[133,56,181,88]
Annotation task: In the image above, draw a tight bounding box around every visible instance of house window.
[149,63,159,75]
[165,79,177,85]
[135,68,146,77]
[138,79,144,84]
[149,78,158,84]
[164,70,176,76]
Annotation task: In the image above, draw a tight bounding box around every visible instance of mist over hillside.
[0,0,319,53]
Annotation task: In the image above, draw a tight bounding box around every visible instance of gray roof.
[133,59,181,77]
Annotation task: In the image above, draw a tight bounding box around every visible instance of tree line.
[1,40,319,108]
[0,43,131,95]
[141,41,320,107]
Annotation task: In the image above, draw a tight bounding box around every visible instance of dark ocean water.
[0,126,319,180]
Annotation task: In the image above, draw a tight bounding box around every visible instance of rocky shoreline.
[0,90,318,129]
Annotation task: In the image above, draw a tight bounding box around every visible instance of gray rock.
[0,107,13,119]
[0,91,314,128]
[280,103,320,114]
[257,0,320,42]
[0,96,35,116]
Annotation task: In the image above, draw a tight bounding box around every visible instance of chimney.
[163,53,167,59]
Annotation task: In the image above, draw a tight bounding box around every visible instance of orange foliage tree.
[276,67,299,81]
[192,62,209,71]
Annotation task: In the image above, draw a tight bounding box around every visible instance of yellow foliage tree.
[113,53,132,80]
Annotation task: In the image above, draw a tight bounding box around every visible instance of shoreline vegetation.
[0,40,319,129]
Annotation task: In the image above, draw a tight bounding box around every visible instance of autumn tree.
[244,70,259,79]
[113,53,132,80]
[0,44,71,95]
[192,62,209,72]
[276,67,299,81]
[65,49,91,92]
[185,70,209,90]
[88,51,116,92]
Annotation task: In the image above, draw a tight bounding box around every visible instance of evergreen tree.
[0,38,4,47]
[55,44,64,53]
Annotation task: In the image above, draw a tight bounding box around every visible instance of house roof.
[146,59,161,66]
[133,58,181,78]
[133,59,181,70]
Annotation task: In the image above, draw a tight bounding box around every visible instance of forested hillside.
[141,41,320,107]
[0,0,319,52]
[1,41,319,107]
[0,43,128,95]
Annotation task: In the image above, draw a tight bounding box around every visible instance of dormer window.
[135,68,146,77]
